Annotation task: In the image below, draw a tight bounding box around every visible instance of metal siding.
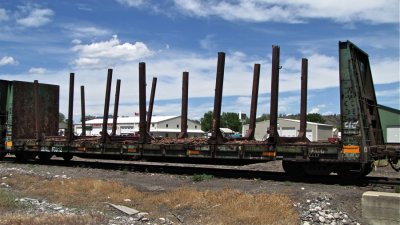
[12,81,59,139]
[378,107,400,143]
[306,130,313,141]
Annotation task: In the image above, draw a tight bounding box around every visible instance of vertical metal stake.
[138,63,147,143]
[298,58,308,141]
[68,73,75,143]
[101,69,112,143]
[245,64,260,140]
[178,72,189,138]
[112,79,121,136]
[80,86,86,136]
[146,77,157,134]
[268,45,280,143]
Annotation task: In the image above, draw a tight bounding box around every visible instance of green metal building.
[378,104,400,143]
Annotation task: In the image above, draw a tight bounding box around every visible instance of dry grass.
[0,213,107,225]
[2,174,299,225]
[0,189,22,211]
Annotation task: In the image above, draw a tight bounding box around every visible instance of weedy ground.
[0,173,299,225]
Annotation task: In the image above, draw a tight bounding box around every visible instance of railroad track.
[1,157,399,188]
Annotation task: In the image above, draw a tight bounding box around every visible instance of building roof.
[281,118,333,127]
[83,115,179,125]
[245,118,333,127]
[378,104,400,114]
[220,128,235,133]
[152,128,205,133]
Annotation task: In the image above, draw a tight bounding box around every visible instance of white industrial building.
[74,116,204,138]
[242,118,334,141]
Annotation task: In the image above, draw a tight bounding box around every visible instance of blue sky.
[0,0,399,121]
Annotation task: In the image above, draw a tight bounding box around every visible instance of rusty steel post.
[298,58,308,140]
[146,77,157,134]
[139,62,147,143]
[111,79,121,136]
[68,73,74,143]
[245,64,260,140]
[101,69,112,143]
[80,86,86,136]
[268,46,280,143]
[178,72,189,139]
[34,80,41,141]
[209,52,225,144]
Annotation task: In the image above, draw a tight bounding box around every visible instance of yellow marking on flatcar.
[262,151,276,157]
[6,141,12,148]
[342,145,360,154]
[187,150,200,155]
[78,147,86,151]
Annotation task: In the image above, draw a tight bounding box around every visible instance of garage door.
[280,127,296,137]
[387,127,400,143]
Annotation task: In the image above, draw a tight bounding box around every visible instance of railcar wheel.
[337,163,372,178]
[361,162,373,176]
[282,161,305,177]
[15,152,36,161]
[303,163,332,176]
[38,153,53,161]
[62,154,73,162]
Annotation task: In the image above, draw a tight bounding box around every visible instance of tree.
[200,111,242,132]
[200,111,213,132]
[59,113,66,123]
[256,113,269,122]
[307,113,325,123]
[221,112,242,132]
[82,115,96,122]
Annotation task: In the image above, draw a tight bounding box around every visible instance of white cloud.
[309,107,320,114]
[16,6,54,27]
[72,39,82,45]
[0,56,17,66]
[200,34,217,50]
[71,35,153,69]
[173,0,399,24]
[278,53,339,92]
[376,88,400,97]
[64,25,111,38]
[116,0,145,7]
[371,58,400,84]
[29,67,47,74]
[278,96,300,113]
[0,8,9,21]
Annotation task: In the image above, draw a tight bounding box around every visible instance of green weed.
[192,173,214,182]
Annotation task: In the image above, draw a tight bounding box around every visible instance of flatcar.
[1,41,399,177]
